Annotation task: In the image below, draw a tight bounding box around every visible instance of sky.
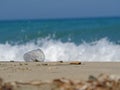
[0,0,120,20]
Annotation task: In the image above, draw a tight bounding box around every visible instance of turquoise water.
[0,17,120,44]
[0,17,120,61]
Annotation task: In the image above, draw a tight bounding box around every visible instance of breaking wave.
[0,38,120,62]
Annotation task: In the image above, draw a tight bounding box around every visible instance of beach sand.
[0,61,120,90]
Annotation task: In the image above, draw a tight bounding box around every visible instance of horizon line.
[0,16,120,21]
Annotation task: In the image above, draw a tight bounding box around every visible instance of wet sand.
[0,62,120,82]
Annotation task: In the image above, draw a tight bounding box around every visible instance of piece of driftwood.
[69,61,81,65]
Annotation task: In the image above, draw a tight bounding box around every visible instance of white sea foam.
[0,38,120,62]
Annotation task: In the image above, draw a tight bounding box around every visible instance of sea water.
[0,17,120,62]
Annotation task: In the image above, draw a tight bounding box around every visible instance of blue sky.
[0,0,120,20]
